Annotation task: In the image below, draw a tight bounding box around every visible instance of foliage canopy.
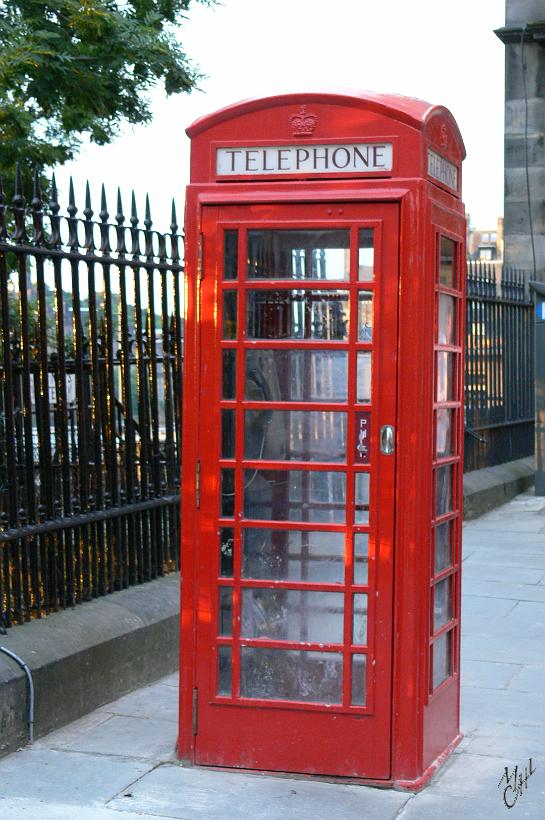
[0,0,213,180]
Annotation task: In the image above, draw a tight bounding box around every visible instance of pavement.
[0,490,545,819]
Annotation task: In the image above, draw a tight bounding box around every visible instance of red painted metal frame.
[180,92,466,788]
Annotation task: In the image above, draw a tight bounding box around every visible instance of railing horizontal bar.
[0,495,180,544]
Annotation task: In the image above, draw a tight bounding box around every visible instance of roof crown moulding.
[495,22,545,43]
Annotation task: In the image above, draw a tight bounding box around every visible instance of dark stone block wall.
[498,1,545,280]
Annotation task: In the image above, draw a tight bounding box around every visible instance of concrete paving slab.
[49,714,177,761]
[461,687,545,733]
[106,763,411,820]
[508,665,545,693]
[462,530,545,548]
[103,681,179,723]
[466,733,545,764]
[461,563,545,584]
[463,550,545,569]
[397,791,545,819]
[461,659,520,689]
[461,578,545,603]
[0,798,163,820]
[461,594,518,619]
[0,748,150,804]
[464,517,545,533]
[462,633,545,665]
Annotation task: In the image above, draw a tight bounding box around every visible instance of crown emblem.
[289,105,317,137]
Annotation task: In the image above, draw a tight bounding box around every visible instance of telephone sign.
[180,91,466,789]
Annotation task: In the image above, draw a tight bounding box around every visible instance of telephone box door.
[193,201,399,778]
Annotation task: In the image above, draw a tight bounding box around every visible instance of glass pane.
[432,630,452,689]
[352,594,368,645]
[244,469,346,523]
[217,646,232,696]
[219,587,233,636]
[354,533,368,584]
[245,349,348,402]
[439,237,456,288]
[358,292,373,341]
[357,352,372,403]
[220,527,234,577]
[436,408,453,457]
[224,229,238,279]
[438,293,456,345]
[436,352,455,402]
[242,529,344,583]
[246,290,349,340]
[221,468,235,517]
[351,654,367,706]
[244,410,346,463]
[433,577,452,631]
[242,589,344,643]
[240,648,342,704]
[222,350,236,399]
[354,473,370,523]
[222,291,237,339]
[221,409,235,459]
[436,465,452,517]
[247,229,350,280]
[358,228,374,281]
[435,521,451,574]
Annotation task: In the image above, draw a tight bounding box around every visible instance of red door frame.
[181,198,399,778]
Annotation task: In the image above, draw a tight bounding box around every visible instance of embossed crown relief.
[439,124,448,149]
[289,105,318,137]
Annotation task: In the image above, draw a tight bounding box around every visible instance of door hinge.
[195,460,201,508]
[192,687,198,735]
[197,232,203,281]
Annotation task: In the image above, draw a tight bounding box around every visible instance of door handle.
[380,425,395,455]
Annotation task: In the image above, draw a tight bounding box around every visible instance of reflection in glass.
[222,350,236,399]
[244,410,346,463]
[245,349,348,402]
[436,352,455,402]
[434,521,451,574]
[436,408,453,457]
[247,229,350,280]
[355,473,370,523]
[351,654,367,706]
[217,646,232,696]
[358,292,373,341]
[438,293,456,345]
[242,529,344,583]
[221,469,235,517]
[352,594,368,645]
[439,237,456,288]
[357,352,372,403]
[247,290,349,340]
[434,577,452,631]
[241,589,344,643]
[436,465,452,517]
[240,648,343,704]
[354,533,369,584]
[219,587,233,636]
[244,470,346,523]
[220,527,234,577]
[224,230,238,279]
[222,291,237,339]
[432,630,452,689]
[358,229,374,281]
[221,409,235,459]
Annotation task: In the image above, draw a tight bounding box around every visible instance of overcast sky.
[55,0,506,234]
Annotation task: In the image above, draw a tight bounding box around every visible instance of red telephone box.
[179,92,466,789]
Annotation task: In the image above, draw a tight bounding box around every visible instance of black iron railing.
[465,261,534,471]
[0,169,183,628]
